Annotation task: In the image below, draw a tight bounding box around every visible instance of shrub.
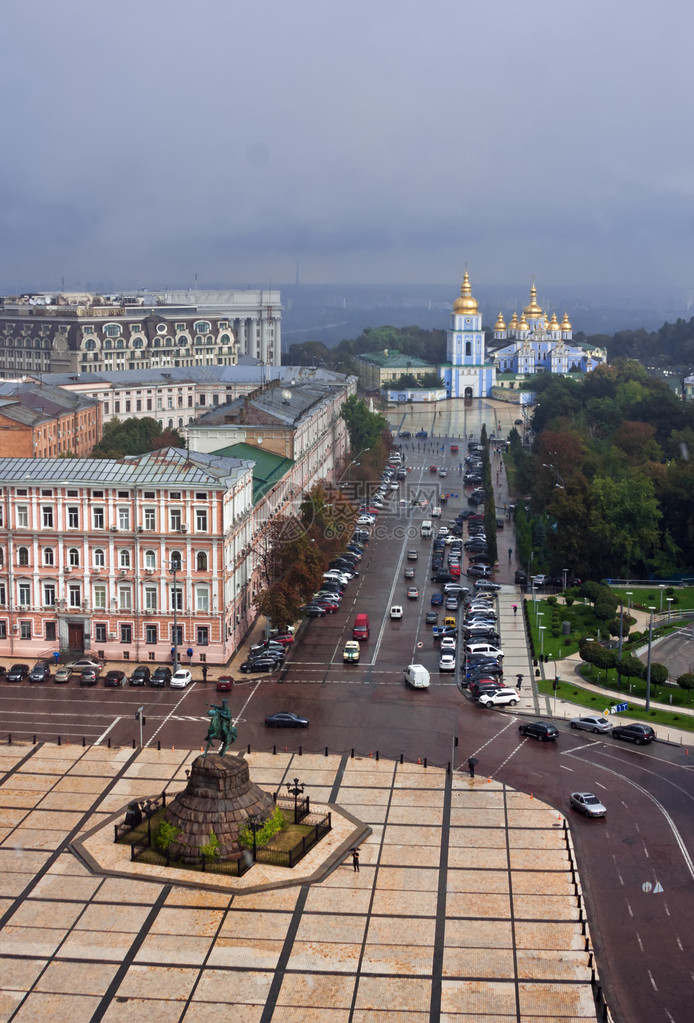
[665,586,675,596]
[551,626,561,637]
[200,830,221,860]
[677,673,694,690]
[238,806,285,849]
[563,637,572,646]
[649,663,669,686]
[546,595,557,607]
[156,819,181,853]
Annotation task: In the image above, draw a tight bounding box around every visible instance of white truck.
[420,519,433,537]
[404,664,430,689]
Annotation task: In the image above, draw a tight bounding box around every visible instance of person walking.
[508,547,513,563]
[467,757,477,778]
[512,604,518,615]
[516,673,523,690]
[352,848,360,872]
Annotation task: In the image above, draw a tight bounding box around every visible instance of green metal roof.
[357,350,433,369]
[211,441,294,503]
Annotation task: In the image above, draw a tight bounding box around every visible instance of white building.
[439,271,497,398]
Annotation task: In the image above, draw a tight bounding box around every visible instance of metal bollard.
[273,745,276,755]
[351,748,355,758]
[400,753,404,764]
[132,739,136,749]
[157,740,161,751]
[424,757,428,768]
[324,746,328,756]
[58,735,62,746]
[375,750,379,761]
[299,745,303,755]
[108,737,111,748]
[82,736,86,747]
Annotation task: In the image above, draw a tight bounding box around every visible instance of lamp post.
[618,600,624,664]
[170,560,179,672]
[286,777,305,823]
[626,591,633,613]
[539,625,546,658]
[659,585,665,611]
[245,813,263,862]
[666,597,673,622]
[562,568,569,592]
[645,606,656,712]
[542,463,565,489]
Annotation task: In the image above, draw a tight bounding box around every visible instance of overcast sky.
[2,0,693,297]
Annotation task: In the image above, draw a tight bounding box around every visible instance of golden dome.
[550,312,560,331]
[561,312,572,331]
[494,310,506,332]
[509,312,519,327]
[518,314,529,332]
[453,270,479,314]
[523,282,543,318]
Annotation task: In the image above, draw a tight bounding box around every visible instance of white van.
[431,506,442,518]
[420,520,433,538]
[464,642,504,659]
[404,664,430,689]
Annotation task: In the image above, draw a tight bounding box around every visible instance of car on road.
[79,668,99,686]
[54,666,71,684]
[216,676,234,692]
[519,721,558,742]
[611,723,656,745]
[343,641,361,663]
[440,636,456,652]
[514,569,528,585]
[104,670,127,688]
[439,653,456,672]
[29,660,51,683]
[265,711,309,728]
[240,656,282,674]
[390,605,403,620]
[406,586,419,600]
[429,465,438,473]
[129,665,151,687]
[69,657,103,676]
[171,668,193,688]
[570,716,612,734]
[451,444,458,452]
[478,688,520,708]
[150,666,172,687]
[7,663,29,683]
[570,792,607,818]
[407,549,418,561]
[438,468,448,478]
[425,611,439,625]
[430,592,443,606]
[445,597,459,611]
[404,567,416,579]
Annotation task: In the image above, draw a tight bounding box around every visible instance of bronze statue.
[203,698,238,757]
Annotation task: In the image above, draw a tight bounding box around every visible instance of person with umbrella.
[467,756,478,778]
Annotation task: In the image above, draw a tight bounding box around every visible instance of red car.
[429,465,438,473]
[216,675,234,693]
[272,633,295,645]
[451,444,458,453]
[315,601,340,613]
[449,564,461,577]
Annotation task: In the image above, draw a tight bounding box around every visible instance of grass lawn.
[536,676,694,733]
[610,585,694,613]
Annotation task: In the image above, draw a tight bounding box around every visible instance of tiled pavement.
[0,741,601,1022]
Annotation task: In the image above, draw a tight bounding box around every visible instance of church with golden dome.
[439,272,603,398]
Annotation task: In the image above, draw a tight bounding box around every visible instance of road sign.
[642,881,652,892]
[642,880,664,893]
[610,703,629,714]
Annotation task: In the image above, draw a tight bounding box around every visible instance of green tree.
[340,395,388,457]
[676,673,694,691]
[91,417,183,458]
[587,474,661,577]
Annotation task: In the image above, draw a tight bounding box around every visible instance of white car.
[570,716,613,734]
[431,506,442,517]
[390,605,403,620]
[389,482,399,490]
[170,668,193,688]
[440,636,456,652]
[465,642,504,659]
[356,516,374,526]
[439,654,456,672]
[570,792,607,817]
[478,688,519,707]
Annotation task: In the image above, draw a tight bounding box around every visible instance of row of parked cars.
[0,659,196,688]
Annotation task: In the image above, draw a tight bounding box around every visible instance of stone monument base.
[164,753,275,863]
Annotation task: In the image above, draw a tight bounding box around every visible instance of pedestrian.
[508,547,513,563]
[467,757,477,778]
[352,848,360,872]
[512,604,518,615]
[516,673,523,690]
[202,664,208,683]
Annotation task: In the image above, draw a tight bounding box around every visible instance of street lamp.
[562,568,569,592]
[539,625,547,658]
[170,559,180,672]
[245,813,263,862]
[542,463,565,489]
[626,591,633,612]
[666,597,673,621]
[286,777,305,823]
[645,606,656,712]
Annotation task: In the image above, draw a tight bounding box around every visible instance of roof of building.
[193,380,338,429]
[0,381,99,414]
[0,448,252,489]
[356,350,433,369]
[209,441,293,502]
[34,365,351,390]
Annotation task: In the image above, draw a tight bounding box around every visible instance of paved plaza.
[0,740,600,1022]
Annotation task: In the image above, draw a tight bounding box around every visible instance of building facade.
[353,350,435,391]
[439,271,497,398]
[0,383,102,457]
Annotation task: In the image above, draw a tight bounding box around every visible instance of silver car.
[570,792,607,818]
[570,716,612,734]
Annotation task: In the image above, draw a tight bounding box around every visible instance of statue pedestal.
[164,753,275,863]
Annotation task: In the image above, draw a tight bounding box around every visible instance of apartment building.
[0,382,102,457]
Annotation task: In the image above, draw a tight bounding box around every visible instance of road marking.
[232,679,263,729]
[648,970,658,991]
[145,682,198,747]
[676,936,684,951]
[636,931,644,951]
[94,717,121,747]
[617,873,624,886]
[643,845,649,858]
[560,764,573,771]
[594,780,607,790]
[626,901,633,917]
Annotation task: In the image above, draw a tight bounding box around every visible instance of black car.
[519,721,559,742]
[514,569,528,585]
[265,711,309,728]
[129,665,151,686]
[29,660,51,683]
[611,723,656,745]
[425,611,439,625]
[415,429,428,438]
[432,572,454,583]
[104,670,126,688]
[250,640,285,657]
[79,668,99,686]
[7,663,29,683]
[303,605,327,617]
[398,430,412,438]
[240,656,281,674]
[150,666,172,687]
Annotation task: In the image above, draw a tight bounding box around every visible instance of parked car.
[430,592,443,606]
[216,675,234,692]
[240,656,281,674]
[7,663,29,683]
[171,668,193,688]
[440,636,456,652]
[250,640,285,656]
[570,792,607,818]
[79,668,99,686]
[129,665,151,687]
[519,721,558,742]
[104,670,127,688]
[390,605,403,620]
[439,653,456,672]
[150,666,172,687]
[445,597,459,611]
[303,604,327,617]
[54,666,71,684]
[399,429,411,438]
[415,429,428,438]
[29,660,51,683]
[343,641,361,663]
[570,716,612,734]
[611,723,656,745]
[514,569,528,585]
[478,688,520,708]
[68,657,103,676]
[265,711,309,728]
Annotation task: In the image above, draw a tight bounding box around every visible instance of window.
[45,622,56,642]
[93,507,104,529]
[146,398,152,411]
[170,509,182,530]
[0,583,5,605]
[171,586,183,611]
[196,552,208,571]
[144,587,157,610]
[0,620,6,639]
[68,506,79,528]
[115,507,129,530]
[18,583,31,605]
[20,621,31,641]
[146,624,157,644]
[119,587,132,609]
[93,490,104,498]
[119,550,131,569]
[194,320,211,334]
[95,623,107,643]
[69,585,81,608]
[104,323,122,337]
[69,547,80,567]
[136,399,142,411]
[93,586,106,609]
[172,625,183,646]
[43,506,53,528]
[17,506,28,528]
[196,587,209,612]
[195,509,207,532]
[144,508,156,530]
[197,626,209,646]
[94,548,105,567]
[0,549,3,568]
[170,550,182,570]
[43,584,56,607]
[18,547,29,566]
[120,624,132,644]
[465,341,472,356]
[43,547,54,566]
